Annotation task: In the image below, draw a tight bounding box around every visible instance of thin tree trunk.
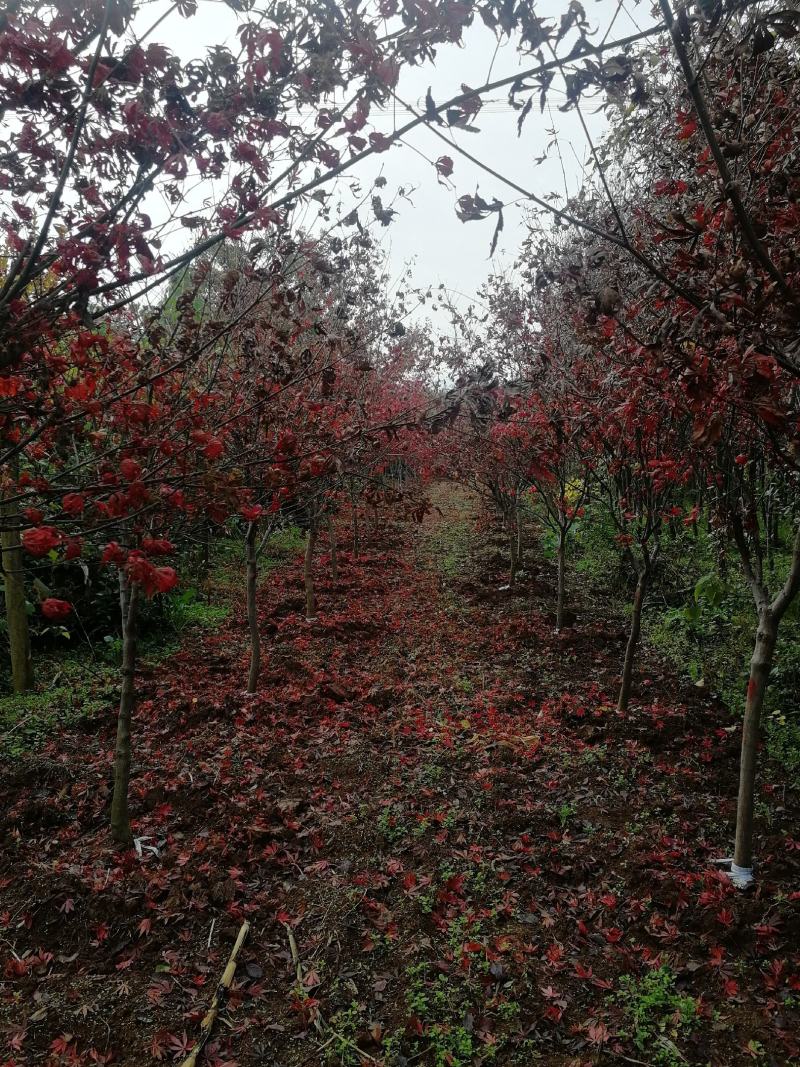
[617,569,648,713]
[327,516,338,587]
[1,485,33,693]
[201,524,211,576]
[118,566,129,643]
[245,521,260,694]
[111,580,140,845]
[556,528,566,631]
[304,523,317,620]
[507,514,518,587]
[770,510,780,550]
[516,512,524,569]
[352,493,360,557]
[727,523,800,881]
[733,610,777,872]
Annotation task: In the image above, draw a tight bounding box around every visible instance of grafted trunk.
[1,489,33,693]
[327,516,338,587]
[304,523,317,619]
[111,581,140,846]
[733,610,777,872]
[617,569,648,714]
[245,521,260,694]
[556,528,566,631]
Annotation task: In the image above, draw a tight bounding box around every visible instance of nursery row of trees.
[438,0,800,885]
[2,0,799,889]
[2,224,447,846]
[0,0,518,846]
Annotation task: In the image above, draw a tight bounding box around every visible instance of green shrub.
[643,527,800,784]
[567,500,626,594]
[765,709,800,779]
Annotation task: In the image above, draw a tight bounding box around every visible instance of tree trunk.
[111,580,140,845]
[352,494,360,557]
[1,488,33,693]
[733,609,778,872]
[201,524,211,576]
[304,523,317,620]
[556,528,566,631]
[326,516,338,587]
[725,523,800,882]
[508,515,518,587]
[770,510,780,549]
[245,521,260,694]
[118,566,129,643]
[617,569,648,714]
[516,512,524,569]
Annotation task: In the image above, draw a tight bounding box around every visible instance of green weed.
[376,804,407,844]
[557,801,576,829]
[617,966,698,1066]
[404,964,485,1067]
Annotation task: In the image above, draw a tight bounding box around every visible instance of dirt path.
[1,485,798,1066]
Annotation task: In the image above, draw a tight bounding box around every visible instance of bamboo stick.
[180,920,250,1067]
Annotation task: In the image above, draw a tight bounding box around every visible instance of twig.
[0,711,37,740]
[284,923,304,986]
[179,920,250,1067]
[602,1049,652,1066]
[310,1033,380,1065]
[322,1032,380,1064]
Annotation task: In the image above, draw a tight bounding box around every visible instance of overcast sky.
[141,0,658,323]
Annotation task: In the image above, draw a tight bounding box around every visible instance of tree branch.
[658,0,799,309]
[771,523,800,620]
[4,0,114,303]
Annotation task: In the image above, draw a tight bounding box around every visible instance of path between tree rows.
[1,485,798,1066]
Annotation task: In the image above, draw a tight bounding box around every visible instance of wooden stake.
[180,920,250,1067]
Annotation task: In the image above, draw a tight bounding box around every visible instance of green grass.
[1,524,307,761]
[422,518,472,579]
[161,586,230,636]
[263,524,306,560]
[765,708,800,779]
[0,656,117,759]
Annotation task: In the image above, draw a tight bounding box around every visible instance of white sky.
[140,0,658,323]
